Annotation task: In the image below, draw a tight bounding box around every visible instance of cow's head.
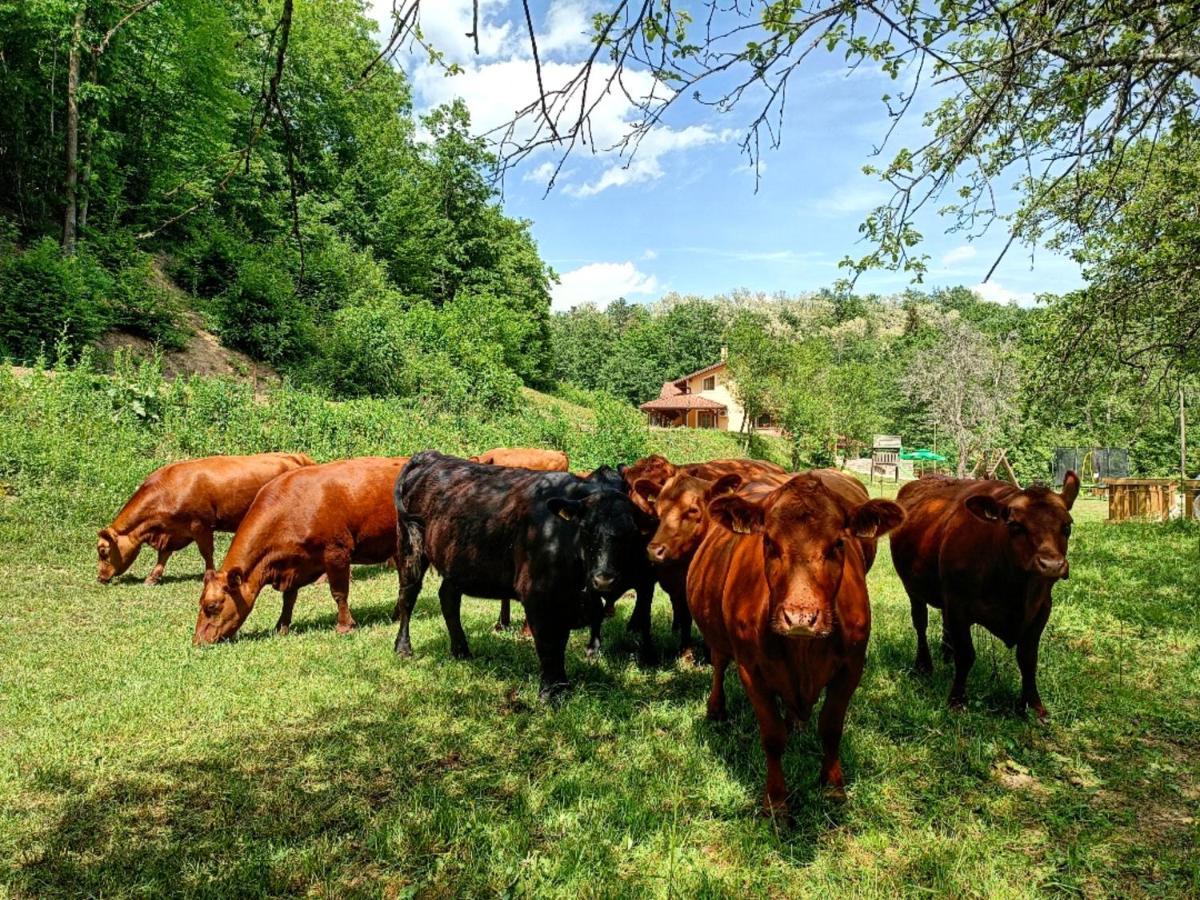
[193,568,252,645]
[964,471,1079,579]
[708,475,905,639]
[96,528,141,583]
[548,490,655,594]
[622,454,677,515]
[638,473,744,563]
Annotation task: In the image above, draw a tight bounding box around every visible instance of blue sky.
[368,0,1084,310]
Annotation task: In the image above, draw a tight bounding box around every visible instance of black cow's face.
[965,471,1079,579]
[548,491,654,593]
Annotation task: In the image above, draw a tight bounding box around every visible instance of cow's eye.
[1063,523,1072,537]
[762,537,777,556]
[831,537,845,555]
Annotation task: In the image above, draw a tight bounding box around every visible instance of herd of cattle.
[96,448,1079,813]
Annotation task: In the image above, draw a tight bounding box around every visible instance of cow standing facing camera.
[890,472,1080,718]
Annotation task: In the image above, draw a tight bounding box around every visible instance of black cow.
[492,464,660,661]
[392,452,654,697]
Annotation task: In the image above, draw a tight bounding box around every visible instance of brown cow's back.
[470,448,569,471]
[225,456,407,577]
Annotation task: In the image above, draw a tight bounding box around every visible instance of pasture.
[0,366,1197,897]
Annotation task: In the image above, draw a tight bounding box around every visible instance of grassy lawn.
[1,487,1197,898]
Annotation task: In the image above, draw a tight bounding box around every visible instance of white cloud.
[809,182,891,215]
[540,1,593,56]
[552,261,659,311]
[941,244,976,266]
[641,249,658,260]
[565,125,737,197]
[368,0,514,63]
[971,281,1034,305]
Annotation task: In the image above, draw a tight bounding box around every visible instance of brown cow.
[469,448,569,471]
[890,473,1079,718]
[621,454,788,655]
[687,474,904,813]
[192,456,408,645]
[97,452,315,585]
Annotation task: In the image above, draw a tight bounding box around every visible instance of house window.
[702,376,716,391]
[698,411,717,429]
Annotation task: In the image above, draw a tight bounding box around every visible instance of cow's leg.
[817,665,864,797]
[910,597,932,674]
[940,613,954,661]
[193,526,216,576]
[494,597,512,632]
[1017,604,1051,720]
[706,650,731,721]
[737,663,789,815]
[631,579,658,663]
[586,595,605,658]
[945,603,975,709]
[391,556,425,656]
[438,581,471,659]
[144,547,173,586]
[326,565,356,635]
[532,617,570,700]
[275,588,298,636]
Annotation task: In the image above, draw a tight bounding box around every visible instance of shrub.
[0,238,109,361]
[216,248,315,365]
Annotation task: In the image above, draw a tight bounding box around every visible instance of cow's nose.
[591,573,615,592]
[647,543,667,562]
[776,607,827,638]
[1036,555,1069,579]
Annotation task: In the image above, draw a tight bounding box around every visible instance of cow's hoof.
[822,783,848,802]
[914,656,933,675]
[493,621,508,633]
[759,799,790,822]
[948,695,966,712]
[1026,702,1049,722]
[394,644,413,658]
[275,624,290,637]
[144,577,161,587]
[336,623,356,635]
[538,682,570,704]
[705,705,727,722]
[451,646,472,660]
[585,645,602,660]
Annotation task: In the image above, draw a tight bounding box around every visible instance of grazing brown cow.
[890,473,1080,718]
[687,473,904,813]
[621,454,788,655]
[97,452,315,585]
[192,456,408,645]
[469,448,569,471]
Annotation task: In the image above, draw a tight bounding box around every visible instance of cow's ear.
[708,494,766,535]
[226,567,243,590]
[849,499,905,539]
[467,455,482,463]
[616,463,627,477]
[632,478,661,512]
[965,494,1007,523]
[203,569,215,585]
[1060,470,1080,510]
[547,497,583,522]
[97,528,115,544]
[706,473,743,502]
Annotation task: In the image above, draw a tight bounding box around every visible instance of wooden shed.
[1185,480,1200,520]
[1106,478,1178,522]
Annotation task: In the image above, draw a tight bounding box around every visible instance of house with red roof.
[639,354,778,433]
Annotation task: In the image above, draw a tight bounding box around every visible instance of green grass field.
[1,487,1197,898]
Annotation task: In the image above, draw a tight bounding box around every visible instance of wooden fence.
[1106,478,1200,522]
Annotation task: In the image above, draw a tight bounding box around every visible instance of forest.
[1,0,1195,483]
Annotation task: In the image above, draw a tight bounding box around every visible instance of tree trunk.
[62,7,84,255]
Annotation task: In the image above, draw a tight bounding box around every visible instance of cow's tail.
[393,475,426,589]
